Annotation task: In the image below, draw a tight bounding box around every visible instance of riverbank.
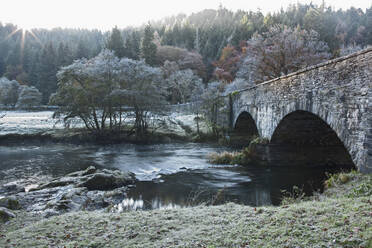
[1,171,370,247]
[0,110,216,145]
[0,128,192,146]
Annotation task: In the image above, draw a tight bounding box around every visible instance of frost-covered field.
[0,111,66,135]
[0,110,208,137]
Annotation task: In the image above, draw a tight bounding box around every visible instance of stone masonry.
[218,48,371,172]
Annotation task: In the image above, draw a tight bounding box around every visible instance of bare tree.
[166,69,203,104]
[242,25,331,84]
[0,113,5,131]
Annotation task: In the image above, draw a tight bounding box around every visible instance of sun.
[4,26,43,65]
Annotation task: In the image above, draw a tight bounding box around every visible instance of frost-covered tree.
[243,25,331,84]
[51,50,167,136]
[224,78,249,95]
[166,69,203,104]
[0,77,42,108]
[51,50,122,132]
[15,85,42,108]
[339,44,364,56]
[0,113,4,131]
[161,60,180,78]
[114,58,167,136]
[0,77,19,106]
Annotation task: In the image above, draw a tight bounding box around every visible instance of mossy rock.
[0,207,15,223]
[339,174,350,184]
[0,196,21,210]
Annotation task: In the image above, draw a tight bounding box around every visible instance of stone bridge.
[217,48,371,173]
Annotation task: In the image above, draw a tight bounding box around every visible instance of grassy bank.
[208,137,269,165]
[1,172,371,248]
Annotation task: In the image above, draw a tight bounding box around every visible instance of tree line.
[0,2,371,104]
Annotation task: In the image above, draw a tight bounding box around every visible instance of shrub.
[281,185,306,205]
[348,177,372,198]
[208,135,269,165]
[250,135,269,145]
[208,151,238,164]
[208,146,258,165]
[324,171,355,188]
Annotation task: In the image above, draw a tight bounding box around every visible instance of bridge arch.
[270,110,355,168]
[230,111,259,147]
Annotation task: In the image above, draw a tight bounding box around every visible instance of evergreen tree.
[75,39,90,59]
[28,56,40,87]
[141,24,157,66]
[194,28,200,52]
[57,43,73,67]
[0,58,5,76]
[106,26,126,58]
[124,31,141,60]
[37,42,58,104]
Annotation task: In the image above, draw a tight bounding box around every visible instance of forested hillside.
[0,3,371,103]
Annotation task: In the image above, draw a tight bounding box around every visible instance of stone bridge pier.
[217,48,371,173]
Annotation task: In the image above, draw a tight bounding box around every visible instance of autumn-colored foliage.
[157,45,207,80]
[212,45,242,83]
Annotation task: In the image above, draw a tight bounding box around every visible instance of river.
[0,111,347,210]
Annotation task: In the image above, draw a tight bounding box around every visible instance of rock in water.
[82,166,97,176]
[79,170,135,190]
[35,167,135,191]
[13,167,136,215]
[65,165,97,177]
[1,182,25,195]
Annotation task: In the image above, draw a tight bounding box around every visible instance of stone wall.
[220,48,371,172]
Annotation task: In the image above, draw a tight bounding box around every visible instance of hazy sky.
[1,0,371,30]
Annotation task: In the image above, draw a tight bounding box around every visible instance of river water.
[0,111,347,210]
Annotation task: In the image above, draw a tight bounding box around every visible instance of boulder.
[79,170,135,190]
[36,167,135,191]
[11,167,136,215]
[0,207,15,223]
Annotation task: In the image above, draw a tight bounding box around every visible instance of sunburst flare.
[3,27,43,66]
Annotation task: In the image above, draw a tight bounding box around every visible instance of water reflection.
[116,197,180,212]
[0,142,349,211]
[123,165,347,210]
[117,198,144,211]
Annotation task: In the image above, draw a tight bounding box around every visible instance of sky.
[0,0,371,30]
